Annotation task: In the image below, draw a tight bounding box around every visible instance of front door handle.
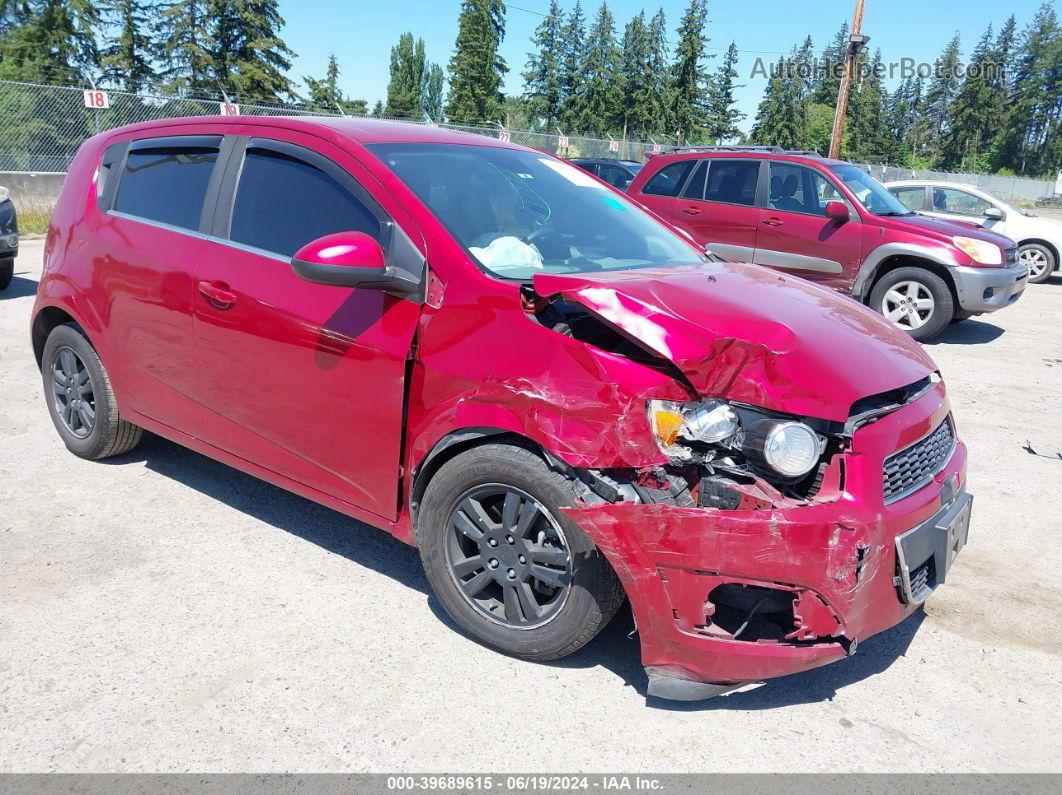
[762,217,784,227]
[198,280,238,309]
[681,206,701,216]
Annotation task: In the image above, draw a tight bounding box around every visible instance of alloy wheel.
[1019,247,1050,280]
[445,484,572,629]
[51,346,96,438]
[882,280,935,331]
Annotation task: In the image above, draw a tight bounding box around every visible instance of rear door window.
[641,160,695,197]
[681,161,709,199]
[229,147,381,258]
[113,138,220,230]
[704,160,760,206]
[890,186,927,211]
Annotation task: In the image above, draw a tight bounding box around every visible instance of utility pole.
[828,0,870,159]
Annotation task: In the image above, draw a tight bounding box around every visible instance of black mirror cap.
[290,258,420,294]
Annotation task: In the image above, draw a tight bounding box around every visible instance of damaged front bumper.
[562,383,968,699]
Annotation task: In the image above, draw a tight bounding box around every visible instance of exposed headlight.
[745,420,821,479]
[953,236,1003,266]
[648,399,739,450]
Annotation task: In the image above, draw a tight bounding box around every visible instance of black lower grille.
[908,557,935,600]
[883,418,955,502]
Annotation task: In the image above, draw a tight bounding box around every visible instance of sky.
[277,0,1053,132]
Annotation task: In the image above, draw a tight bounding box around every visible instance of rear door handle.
[681,206,701,216]
[198,280,238,309]
[762,217,784,227]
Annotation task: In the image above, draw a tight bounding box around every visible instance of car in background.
[569,158,643,190]
[32,116,969,700]
[627,147,1027,341]
[885,179,1062,284]
[0,184,17,290]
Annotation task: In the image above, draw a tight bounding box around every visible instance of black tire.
[1019,243,1056,284]
[41,323,142,459]
[416,443,625,661]
[869,266,954,342]
[0,258,12,290]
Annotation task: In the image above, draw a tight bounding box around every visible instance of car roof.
[885,179,986,191]
[572,158,642,166]
[647,149,848,168]
[98,114,521,149]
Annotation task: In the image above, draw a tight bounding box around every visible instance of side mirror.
[984,207,1005,220]
[825,201,850,221]
[291,231,395,290]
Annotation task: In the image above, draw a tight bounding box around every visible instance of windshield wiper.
[878,211,913,217]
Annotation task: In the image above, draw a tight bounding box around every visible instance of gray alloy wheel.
[50,345,96,438]
[881,280,936,331]
[1019,244,1055,284]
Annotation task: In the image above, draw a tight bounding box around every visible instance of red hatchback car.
[628,148,1027,341]
[33,117,971,700]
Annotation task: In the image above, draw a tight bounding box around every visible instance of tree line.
[0,0,1058,176]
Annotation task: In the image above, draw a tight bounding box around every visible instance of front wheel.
[1019,243,1056,284]
[416,443,625,661]
[870,267,954,342]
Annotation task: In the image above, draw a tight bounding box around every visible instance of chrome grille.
[883,418,955,503]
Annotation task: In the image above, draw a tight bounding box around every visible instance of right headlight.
[953,236,1003,265]
[744,420,822,479]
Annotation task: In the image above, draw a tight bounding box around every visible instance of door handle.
[681,206,701,216]
[198,280,238,309]
[762,217,784,227]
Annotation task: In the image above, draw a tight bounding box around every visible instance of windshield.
[830,165,913,216]
[367,143,704,279]
[979,187,1034,216]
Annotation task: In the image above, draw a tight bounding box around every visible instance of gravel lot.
[2,238,1061,773]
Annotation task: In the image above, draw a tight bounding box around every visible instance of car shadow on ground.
[110,432,924,711]
[925,318,1004,346]
[0,274,39,299]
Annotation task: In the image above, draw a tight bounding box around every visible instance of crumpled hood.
[533,261,937,423]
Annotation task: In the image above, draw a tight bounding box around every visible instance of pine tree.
[750,56,801,149]
[522,0,564,131]
[424,64,445,122]
[846,49,888,161]
[668,0,711,143]
[940,25,998,170]
[705,41,744,142]
[98,0,157,92]
[385,32,428,119]
[558,0,586,131]
[573,1,622,135]
[645,8,670,135]
[0,0,100,83]
[446,0,505,123]
[210,0,295,104]
[619,10,653,137]
[813,22,849,104]
[303,53,367,115]
[159,0,213,94]
[922,32,963,165]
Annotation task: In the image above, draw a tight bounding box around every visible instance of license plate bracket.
[894,492,972,604]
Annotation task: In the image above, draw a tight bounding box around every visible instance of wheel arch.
[32,305,81,370]
[861,255,960,309]
[1017,238,1060,270]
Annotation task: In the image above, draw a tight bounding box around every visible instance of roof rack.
[658,145,825,156]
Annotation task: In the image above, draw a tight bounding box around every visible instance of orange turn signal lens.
[652,410,683,448]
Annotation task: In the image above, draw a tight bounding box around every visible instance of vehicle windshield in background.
[830,164,914,216]
[980,187,1035,216]
[368,143,704,280]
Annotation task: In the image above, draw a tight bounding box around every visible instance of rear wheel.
[870,267,954,342]
[41,323,142,459]
[0,258,12,290]
[416,443,625,661]
[1019,243,1055,284]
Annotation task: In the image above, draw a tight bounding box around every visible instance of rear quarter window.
[641,160,695,197]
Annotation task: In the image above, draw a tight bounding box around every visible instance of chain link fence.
[1,78,1057,205]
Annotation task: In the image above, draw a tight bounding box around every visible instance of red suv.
[628,148,1028,341]
[33,118,970,700]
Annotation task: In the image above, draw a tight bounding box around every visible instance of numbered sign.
[652,143,662,153]
[557,135,570,150]
[219,102,241,116]
[83,90,110,109]
[498,130,511,143]
[609,140,619,152]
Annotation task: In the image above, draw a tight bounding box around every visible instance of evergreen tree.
[0,0,99,83]
[940,25,998,170]
[922,32,962,165]
[995,3,1061,175]
[645,8,670,135]
[98,0,157,92]
[446,0,505,122]
[425,63,445,122]
[159,0,214,93]
[522,0,564,130]
[792,35,816,101]
[750,56,801,149]
[572,1,622,135]
[619,10,653,137]
[558,0,586,131]
[385,32,428,119]
[846,48,888,160]
[705,41,744,142]
[372,99,384,117]
[668,0,711,143]
[210,0,295,104]
[812,22,849,104]
[303,53,367,115]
